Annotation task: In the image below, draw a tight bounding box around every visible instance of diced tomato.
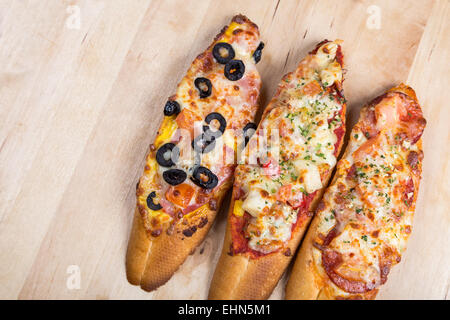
[165,183,195,208]
[277,185,305,208]
[287,189,304,208]
[261,158,280,177]
[277,184,292,203]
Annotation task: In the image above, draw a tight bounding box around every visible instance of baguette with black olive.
[209,40,347,299]
[126,15,263,292]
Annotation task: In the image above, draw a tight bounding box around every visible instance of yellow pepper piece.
[224,22,241,39]
[138,193,171,221]
[154,116,177,148]
[233,199,244,217]
[184,204,208,219]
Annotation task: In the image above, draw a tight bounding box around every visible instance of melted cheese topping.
[233,41,345,254]
[247,202,297,254]
[136,16,261,233]
[311,86,425,298]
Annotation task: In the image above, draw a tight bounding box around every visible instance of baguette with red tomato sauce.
[209,40,347,299]
[285,84,426,300]
[126,15,263,292]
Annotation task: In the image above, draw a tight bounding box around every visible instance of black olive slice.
[203,112,227,137]
[163,100,181,116]
[253,42,264,64]
[243,122,257,145]
[195,77,212,98]
[191,166,218,189]
[192,134,216,153]
[156,143,179,167]
[212,42,235,64]
[163,169,187,186]
[224,59,245,81]
[146,191,162,211]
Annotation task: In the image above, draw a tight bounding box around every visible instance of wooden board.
[0,0,448,299]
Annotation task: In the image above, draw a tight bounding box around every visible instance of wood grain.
[0,0,447,299]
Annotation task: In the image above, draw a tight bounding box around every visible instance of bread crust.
[126,208,152,286]
[285,84,424,300]
[285,182,336,299]
[127,182,229,291]
[285,163,348,300]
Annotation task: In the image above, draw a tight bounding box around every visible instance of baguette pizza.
[126,15,263,292]
[209,40,347,299]
[285,84,426,300]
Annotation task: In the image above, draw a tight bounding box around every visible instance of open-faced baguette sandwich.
[285,84,426,300]
[209,40,347,299]
[126,14,264,292]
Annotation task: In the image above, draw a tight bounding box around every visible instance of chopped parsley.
[299,125,310,137]
[315,152,326,159]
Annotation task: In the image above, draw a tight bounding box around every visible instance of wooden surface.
[0,0,448,300]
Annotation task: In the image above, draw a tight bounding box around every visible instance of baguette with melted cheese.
[285,84,426,299]
[209,40,347,299]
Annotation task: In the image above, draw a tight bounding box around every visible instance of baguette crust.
[285,179,337,299]
[126,15,261,292]
[127,189,226,291]
[126,208,152,286]
[209,40,346,300]
[286,84,425,300]
[209,182,329,299]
